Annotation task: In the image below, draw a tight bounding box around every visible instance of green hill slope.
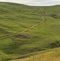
[11,47,60,61]
[0,2,60,61]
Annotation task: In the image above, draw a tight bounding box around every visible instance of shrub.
[49,41,60,48]
[50,14,60,19]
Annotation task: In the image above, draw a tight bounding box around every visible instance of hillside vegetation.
[0,2,60,61]
[11,47,60,61]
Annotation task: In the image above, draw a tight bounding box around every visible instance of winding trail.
[0,8,46,40]
[0,18,45,40]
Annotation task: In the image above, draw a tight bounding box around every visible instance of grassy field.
[11,47,60,61]
[0,2,60,61]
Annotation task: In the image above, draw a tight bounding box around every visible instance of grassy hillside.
[0,2,60,61]
[11,47,60,61]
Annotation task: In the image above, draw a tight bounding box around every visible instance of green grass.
[11,47,60,61]
[0,2,60,61]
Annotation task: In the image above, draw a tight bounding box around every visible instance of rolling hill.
[0,2,60,61]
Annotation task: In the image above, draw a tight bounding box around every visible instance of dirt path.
[0,10,46,40]
[0,19,45,40]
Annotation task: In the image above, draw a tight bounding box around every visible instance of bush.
[49,41,60,48]
[50,14,60,19]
